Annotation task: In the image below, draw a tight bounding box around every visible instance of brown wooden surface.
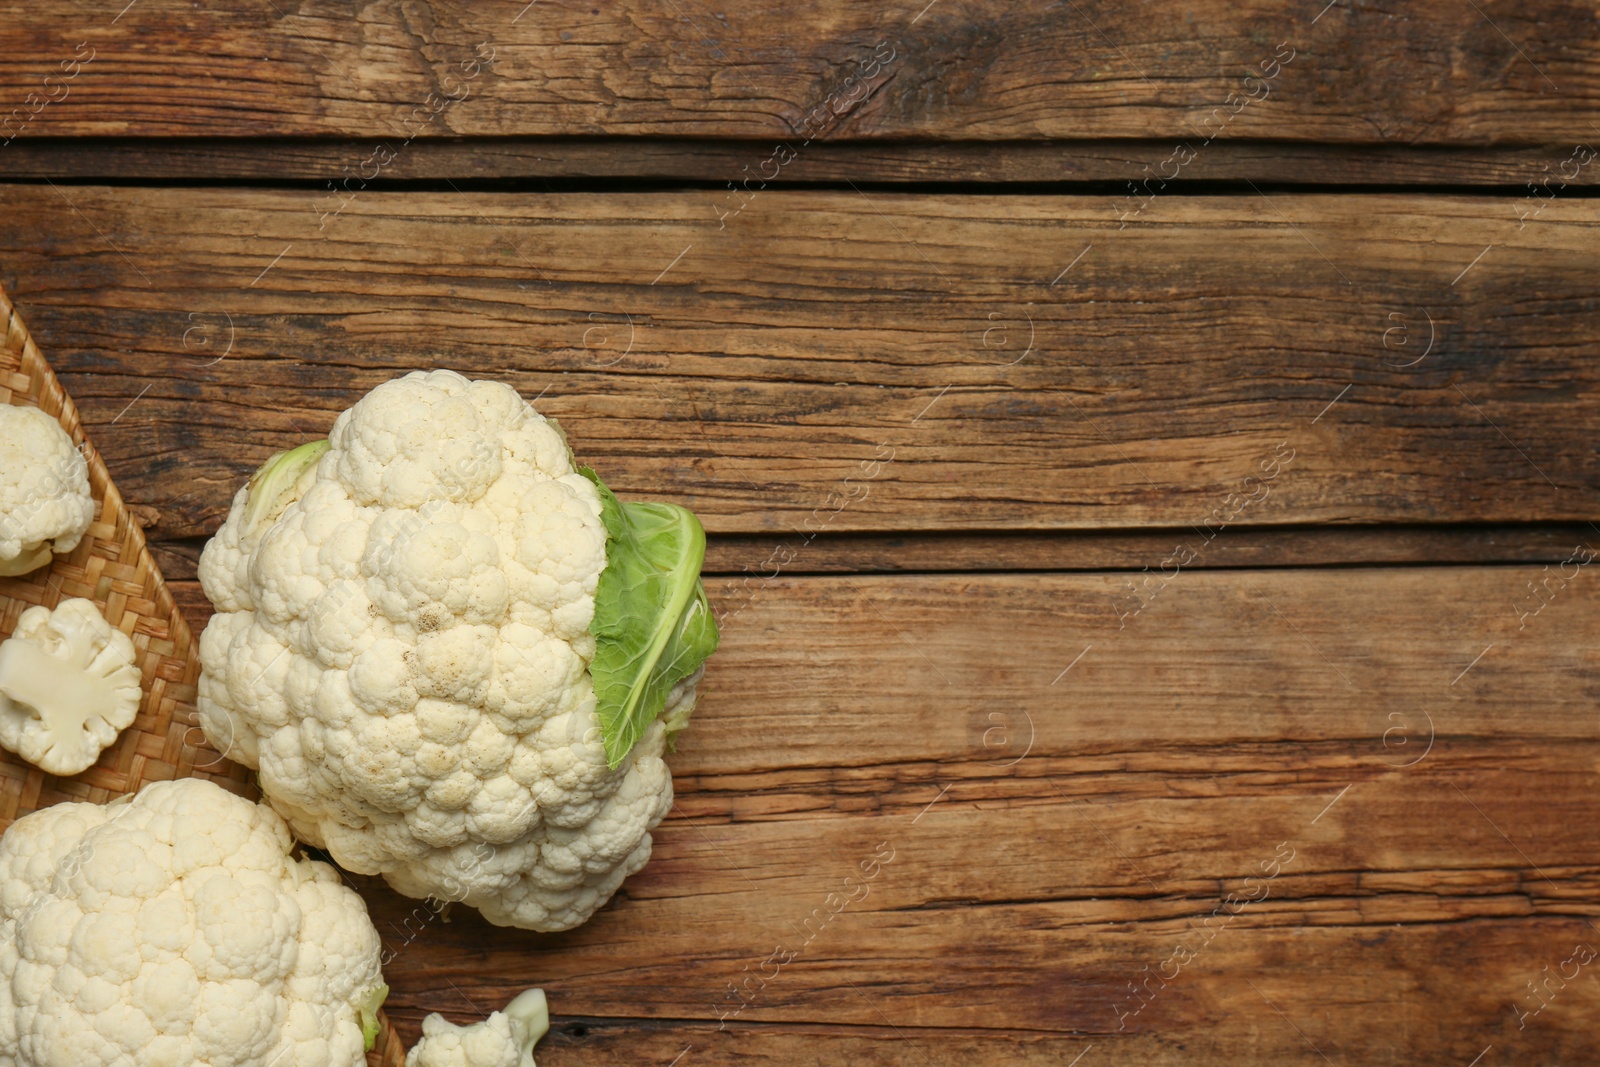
[3,1,1599,143]
[4,1,1599,1063]
[3,187,1599,544]
[183,568,1600,1064]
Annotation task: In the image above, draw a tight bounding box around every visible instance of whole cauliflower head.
[0,405,95,577]
[0,598,143,776]
[197,370,709,931]
[0,778,387,1067]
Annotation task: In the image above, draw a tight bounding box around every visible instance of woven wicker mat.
[0,283,407,1067]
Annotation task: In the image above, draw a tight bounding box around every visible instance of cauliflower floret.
[197,370,704,931]
[0,598,143,776]
[0,405,95,577]
[0,778,387,1067]
[406,988,548,1067]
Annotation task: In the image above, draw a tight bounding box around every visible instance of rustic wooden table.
[3,3,1599,1063]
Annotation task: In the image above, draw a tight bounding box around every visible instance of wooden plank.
[3,1,1598,143]
[384,1008,1600,1067]
[318,566,1600,1060]
[594,567,1600,770]
[3,186,1598,539]
[168,565,1600,770]
[4,137,1598,186]
[374,900,1600,1063]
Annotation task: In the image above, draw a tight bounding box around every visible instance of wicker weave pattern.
[0,282,406,1067]
[0,286,251,817]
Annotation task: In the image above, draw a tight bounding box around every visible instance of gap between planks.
[4,138,1600,188]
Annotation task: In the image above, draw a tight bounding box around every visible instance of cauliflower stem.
[0,543,52,579]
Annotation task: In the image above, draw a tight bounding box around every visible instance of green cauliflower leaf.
[581,468,718,768]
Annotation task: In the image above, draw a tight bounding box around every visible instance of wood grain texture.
[5,137,1599,185]
[0,186,1596,542]
[173,566,1600,771]
[2,1,1599,143]
[383,1007,1600,1067]
[265,566,1600,1062]
[7,10,1600,1056]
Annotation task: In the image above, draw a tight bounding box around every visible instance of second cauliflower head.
[0,778,386,1067]
[197,370,715,931]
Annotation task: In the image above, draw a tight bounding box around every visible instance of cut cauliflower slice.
[197,370,714,931]
[406,988,549,1067]
[0,778,388,1066]
[0,405,95,576]
[0,598,142,776]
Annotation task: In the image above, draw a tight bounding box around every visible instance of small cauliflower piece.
[406,988,549,1067]
[0,778,388,1067]
[0,405,95,576]
[0,598,142,776]
[198,370,718,931]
